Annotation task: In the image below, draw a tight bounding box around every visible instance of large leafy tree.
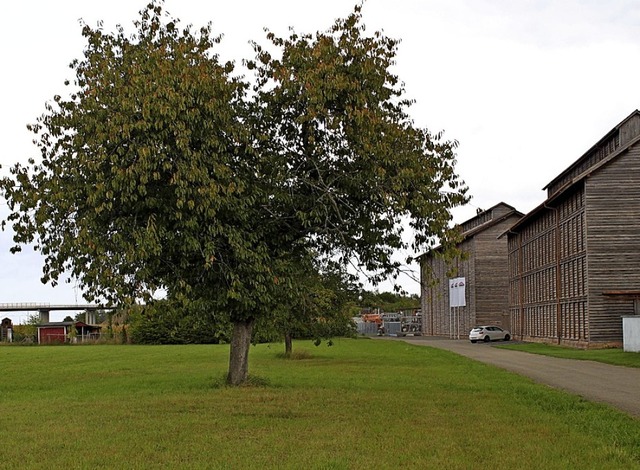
[249,11,467,275]
[0,3,468,385]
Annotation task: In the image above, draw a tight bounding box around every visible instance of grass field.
[1,338,639,469]
[497,342,640,368]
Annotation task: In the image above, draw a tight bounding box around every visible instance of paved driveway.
[382,336,640,418]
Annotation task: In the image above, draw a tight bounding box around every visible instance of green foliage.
[1,3,256,313]
[74,310,111,323]
[128,300,232,344]
[67,322,77,342]
[11,326,35,344]
[359,290,420,312]
[249,6,469,284]
[250,254,358,357]
[10,313,39,343]
[23,313,40,326]
[0,2,468,381]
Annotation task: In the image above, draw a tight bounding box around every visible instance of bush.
[128,301,232,345]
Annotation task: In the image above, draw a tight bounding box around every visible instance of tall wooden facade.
[420,203,523,337]
[508,110,640,347]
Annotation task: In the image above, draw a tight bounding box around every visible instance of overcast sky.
[2,0,640,322]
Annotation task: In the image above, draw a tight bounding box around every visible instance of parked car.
[469,325,511,343]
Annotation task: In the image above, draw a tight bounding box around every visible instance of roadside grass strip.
[497,342,640,368]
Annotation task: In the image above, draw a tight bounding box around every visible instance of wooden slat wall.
[509,115,640,347]
[508,188,588,344]
[558,190,589,343]
[509,206,559,340]
[421,238,474,337]
[584,143,640,342]
[421,212,519,337]
[474,221,515,329]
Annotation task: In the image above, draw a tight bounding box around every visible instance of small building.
[37,321,101,344]
[420,202,523,337]
[507,110,640,347]
[1,317,13,342]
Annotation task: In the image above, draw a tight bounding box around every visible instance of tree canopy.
[0,2,468,384]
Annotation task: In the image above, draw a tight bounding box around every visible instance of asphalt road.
[382,336,640,419]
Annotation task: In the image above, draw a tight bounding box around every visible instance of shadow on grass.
[275,349,315,360]
[211,374,271,389]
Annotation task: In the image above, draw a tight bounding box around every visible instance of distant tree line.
[7,286,417,347]
[120,287,417,346]
[359,291,420,313]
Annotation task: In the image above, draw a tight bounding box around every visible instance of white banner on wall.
[449,277,466,308]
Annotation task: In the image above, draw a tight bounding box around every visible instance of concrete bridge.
[0,303,114,324]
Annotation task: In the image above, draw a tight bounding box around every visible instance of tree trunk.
[227,318,255,385]
[284,331,293,357]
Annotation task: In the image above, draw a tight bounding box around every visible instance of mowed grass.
[497,342,640,368]
[1,339,639,469]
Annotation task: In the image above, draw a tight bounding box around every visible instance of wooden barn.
[507,110,640,348]
[37,321,101,344]
[420,202,523,337]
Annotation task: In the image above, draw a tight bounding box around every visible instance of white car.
[469,325,511,343]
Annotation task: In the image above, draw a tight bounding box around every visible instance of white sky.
[2,0,640,322]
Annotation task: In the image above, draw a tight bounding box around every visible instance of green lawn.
[497,342,640,368]
[1,339,639,469]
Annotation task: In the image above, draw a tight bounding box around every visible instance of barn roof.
[419,202,523,258]
[543,109,640,195]
[503,188,572,235]
[508,109,640,234]
[459,202,524,239]
[39,322,74,327]
[39,321,101,328]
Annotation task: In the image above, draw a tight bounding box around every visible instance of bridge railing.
[0,303,51,308]
[0,303,112,311]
